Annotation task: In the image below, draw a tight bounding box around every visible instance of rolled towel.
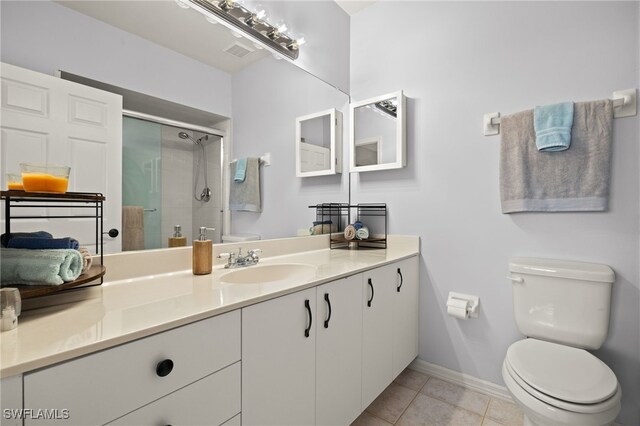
[355,227,369,240]
[79,247,93,274]
[344,224,356,240]
[1,231,53,248]
[8,236,80,250]
[310,223,338,235]
[353,221,364,230]
[1,248,83,285]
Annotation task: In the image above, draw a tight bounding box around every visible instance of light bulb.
[255,9,266,20]
[296,37,306,46]
[277,23,288,33]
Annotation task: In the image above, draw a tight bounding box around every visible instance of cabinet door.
[107,362,240,426]
[242,288,316,426]
[316,275,363,426]
[393,256,420,378]
[361,265,395,408]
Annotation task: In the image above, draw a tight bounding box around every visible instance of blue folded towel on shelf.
[1,231,79,250]
[234,158,248,182]
[1,231,52,248]
[534,102,574,152]
[1,248,83,285]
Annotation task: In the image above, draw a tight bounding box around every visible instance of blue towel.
[1,248,83,285]
[234,158,248,182]
[1,231,52,248]
[534,102,574,152]
[8,237,80,250]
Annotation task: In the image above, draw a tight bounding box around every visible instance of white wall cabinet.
[315,274,363,426]
[241,287,317,426]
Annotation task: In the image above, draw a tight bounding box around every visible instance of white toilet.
[503,258,621,426]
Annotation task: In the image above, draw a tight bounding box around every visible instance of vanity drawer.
[24,310,241,425]
[107,361,241,426]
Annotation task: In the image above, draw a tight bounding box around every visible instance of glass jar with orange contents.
[20,163,70,193]
[6,173,24,191]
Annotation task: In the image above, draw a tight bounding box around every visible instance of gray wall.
[0,0,232,117]
[231,57,349,238]
[351,2,639,424]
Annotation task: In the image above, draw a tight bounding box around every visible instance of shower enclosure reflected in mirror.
[295,108,342,177]
[350,90,406,172]
[122,117,223,250]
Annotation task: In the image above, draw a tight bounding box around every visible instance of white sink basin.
[220,263,317,285]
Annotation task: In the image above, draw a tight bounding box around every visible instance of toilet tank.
[508,257,615,350]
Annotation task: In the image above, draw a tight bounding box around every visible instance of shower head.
[178,131,202,145]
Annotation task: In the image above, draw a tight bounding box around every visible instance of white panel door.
[392,256,420,378]
[242,288,316,426]
[361,264,395,409]
[316,274,363,426]
[1,62,122,253]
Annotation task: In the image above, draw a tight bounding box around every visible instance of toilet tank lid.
[509,258,614,283]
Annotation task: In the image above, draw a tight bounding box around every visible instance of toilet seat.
[505,339,620,414]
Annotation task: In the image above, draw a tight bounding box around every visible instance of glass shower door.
[122,117,162,250]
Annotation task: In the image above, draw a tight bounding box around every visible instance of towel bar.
[483,88,637,136]
[230,153,271,166]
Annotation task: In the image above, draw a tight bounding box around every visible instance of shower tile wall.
[161,126,194,246]
[192,131,222,244]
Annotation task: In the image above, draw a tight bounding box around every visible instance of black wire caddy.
[1,190,108,299]
[309,203,387,249]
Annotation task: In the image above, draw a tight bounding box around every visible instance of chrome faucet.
[218,248,262,268]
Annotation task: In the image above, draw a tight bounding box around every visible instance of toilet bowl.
[504,258,621,426]
[502,339,621,426]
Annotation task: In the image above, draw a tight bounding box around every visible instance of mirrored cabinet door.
[349,90,406,173]
[296,108,343,177]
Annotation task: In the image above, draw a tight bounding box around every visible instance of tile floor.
[352,368,525,426]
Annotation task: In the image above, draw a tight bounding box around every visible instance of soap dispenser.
[193,227,215,275]
[168,225,187,247]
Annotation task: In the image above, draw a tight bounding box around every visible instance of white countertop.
[0,236,419,378]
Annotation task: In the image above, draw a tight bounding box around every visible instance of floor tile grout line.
[392,377,429,425]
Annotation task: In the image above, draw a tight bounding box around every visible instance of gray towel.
[1,248,83,285]
[230,158,261,212]
[500,100,613,213]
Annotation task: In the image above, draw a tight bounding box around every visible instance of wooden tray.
[1,265,106,299]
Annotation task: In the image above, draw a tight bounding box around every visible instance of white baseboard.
[409,358,513,402]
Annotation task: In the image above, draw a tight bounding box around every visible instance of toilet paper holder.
[446,292,480,319]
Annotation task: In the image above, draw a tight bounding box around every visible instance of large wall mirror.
[1,1,350,252]
[349,90,406,173]
[295,108,342,177]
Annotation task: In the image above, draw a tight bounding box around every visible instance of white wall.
[0,0,232,117]
[350,2,639,424]
[231,57,350,239]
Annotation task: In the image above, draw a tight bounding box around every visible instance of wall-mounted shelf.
[309,203,387,249]
[1,190,106,299]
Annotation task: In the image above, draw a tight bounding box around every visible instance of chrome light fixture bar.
[188,0,302,60]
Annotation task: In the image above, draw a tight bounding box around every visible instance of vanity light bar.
[187,0,302,60]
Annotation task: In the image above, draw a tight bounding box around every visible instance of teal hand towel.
[534,102,574,151]
[1,248,83,285]
[234,158,248,182]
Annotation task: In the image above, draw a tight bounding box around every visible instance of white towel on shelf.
[500,100,613,213]
[122,206,144,251]
[230,158,261,212]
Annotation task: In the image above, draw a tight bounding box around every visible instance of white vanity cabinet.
[315,274,363,426]
[361,264,396,408]
[22,310,241,426]
[241,288,317,426]
[393,256,419,377]
[362,256,419,408]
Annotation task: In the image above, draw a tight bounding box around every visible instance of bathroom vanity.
[0,235,419,426]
